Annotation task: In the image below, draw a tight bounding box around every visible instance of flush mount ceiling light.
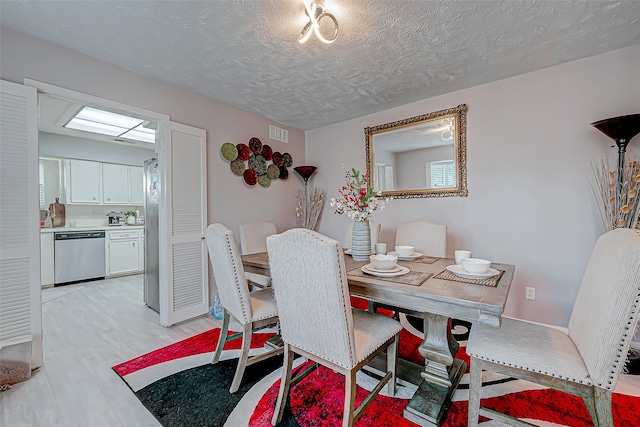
[299,0,338,44]
[64,106,156,143]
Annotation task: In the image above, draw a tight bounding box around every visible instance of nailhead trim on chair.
[469,353,596,387]
[276,228,393,370]
[307,228,356,368]
[217,223,251,323]
[475,233,640,391]
[602,275,640,390]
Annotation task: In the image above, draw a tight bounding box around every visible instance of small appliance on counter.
[107,211,124,226]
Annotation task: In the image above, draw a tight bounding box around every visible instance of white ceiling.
[2,0,639,131]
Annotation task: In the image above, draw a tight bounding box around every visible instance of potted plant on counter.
[124,211,137,225]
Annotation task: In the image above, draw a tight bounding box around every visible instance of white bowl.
[395,245,415,257]
[461,258,491,274]
[369,254,398,270]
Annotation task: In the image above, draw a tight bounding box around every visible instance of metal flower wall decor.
[220,137,293,187]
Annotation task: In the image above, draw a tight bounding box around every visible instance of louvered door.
[158,121,208,326]
[0,80,42,367]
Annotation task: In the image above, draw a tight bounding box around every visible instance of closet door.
[0,80,42,368]
[158,121,208,327]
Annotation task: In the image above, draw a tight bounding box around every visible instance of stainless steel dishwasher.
[54,231,106,285]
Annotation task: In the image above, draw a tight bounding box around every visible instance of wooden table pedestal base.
[403,359,466,426]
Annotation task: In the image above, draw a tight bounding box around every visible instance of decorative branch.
[592,156,640,231]
[296,186,324,230]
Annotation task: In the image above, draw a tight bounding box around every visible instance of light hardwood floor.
[3,276,638,427]
[0,275,220,427]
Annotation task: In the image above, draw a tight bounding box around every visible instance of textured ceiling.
[1,0,639,130]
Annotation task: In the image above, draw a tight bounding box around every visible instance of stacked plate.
[361,264,410,277]
[387,251,422,261]
[446,264,499,279]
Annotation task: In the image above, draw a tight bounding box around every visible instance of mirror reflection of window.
[374,163,393,191]
[429,160,456,188]
[39,157,63,209]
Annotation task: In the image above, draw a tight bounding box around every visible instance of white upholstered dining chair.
[266,228,402,427]
[239,221,277,254]
[467,228,640,427]
[204,223,282,393]
[344,219,381,252]
[395,220,446,257]
[239,221,277,288]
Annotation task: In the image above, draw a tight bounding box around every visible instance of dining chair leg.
[387,335,398,396]
[582,393,598,425]
[593,387,613,427]
[467,356,482,427]
[229,322,252,393]
[211,309,230,364]
[272,343,294,426]
[343,370,357,427]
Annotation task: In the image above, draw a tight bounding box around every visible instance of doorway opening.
[26,79,169,328]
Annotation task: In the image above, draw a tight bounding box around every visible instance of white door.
[0,80,42,368]
[158,121,208,327]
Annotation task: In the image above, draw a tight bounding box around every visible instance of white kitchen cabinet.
[129,166,144,205]
[102,163,129,204]
[67,159,102,204]
[40,233,55,287]
[107,230,140,276]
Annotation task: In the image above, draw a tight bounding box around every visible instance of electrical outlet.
[525,287,536,300]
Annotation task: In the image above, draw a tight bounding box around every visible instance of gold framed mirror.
[365,104,467,199]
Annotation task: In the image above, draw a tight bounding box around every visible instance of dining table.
[241,251,515,427]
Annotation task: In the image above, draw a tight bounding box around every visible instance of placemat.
[347,268,433,287]
[405,256,439,264]
[433,269,504,287]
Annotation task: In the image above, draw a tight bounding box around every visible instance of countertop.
[40,225,144,233]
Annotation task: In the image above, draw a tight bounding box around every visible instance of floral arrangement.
[330,167,391,221]
[592,156,640,230]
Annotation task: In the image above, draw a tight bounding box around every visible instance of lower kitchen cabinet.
[107,229,141,276]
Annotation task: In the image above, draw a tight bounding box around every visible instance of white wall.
[40,132,154,166]
[0,26,305,238]
[307,44,640,328]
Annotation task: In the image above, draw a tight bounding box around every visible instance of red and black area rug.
[113,318,640,427]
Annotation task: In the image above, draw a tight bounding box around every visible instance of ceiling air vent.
[269,125,288,143]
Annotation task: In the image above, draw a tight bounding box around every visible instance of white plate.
[362,263,403,273]
[361,265,410,277]
[388,251,422,261]
[446,264,499,279]
[345,248,373,256]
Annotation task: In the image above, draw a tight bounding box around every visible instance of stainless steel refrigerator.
[143,158,160,312]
